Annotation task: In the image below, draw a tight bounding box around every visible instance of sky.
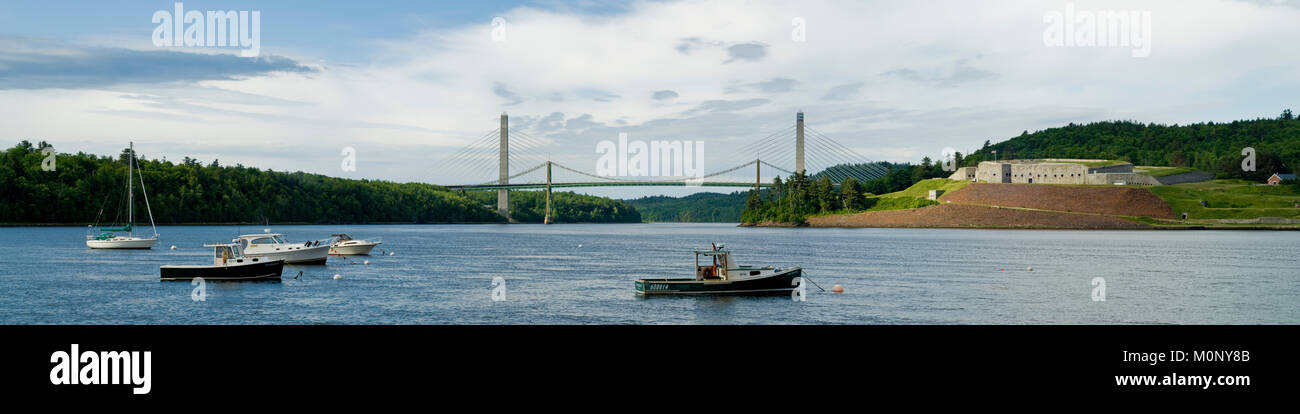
[2,0,1299,198]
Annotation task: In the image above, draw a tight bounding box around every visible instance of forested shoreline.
[0,142,638,225]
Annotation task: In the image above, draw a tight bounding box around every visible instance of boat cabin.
[331,233,355,241]
[238,233,289,246]
[695,249,733,280]
[206,243,266,266]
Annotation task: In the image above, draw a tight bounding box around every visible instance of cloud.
[674,37,722,54]
[0,39,314,90]
[652,90,679,100]
[686,98,770,114]
[881,59,999,88]
[724,42,767,63]
[675,37,767,64]
[576,89,620,102]
[493,83,524,105]
[726,77,797,94]
[821,82,865,101]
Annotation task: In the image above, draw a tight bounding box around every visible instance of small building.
[928,190,944,200]
[1267,173,1296,185]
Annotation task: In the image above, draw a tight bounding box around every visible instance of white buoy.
[388,252,395,256]
[263,228,271,233]
[578,244,583,248]
[363,260,370,265]
[1027,266,1033,271]
[169,245,176,250]
[333,274,342,280]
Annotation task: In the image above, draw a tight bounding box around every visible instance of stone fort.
[947,159,1167,185]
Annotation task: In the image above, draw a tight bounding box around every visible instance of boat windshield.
[249,236,286,245]
[213,245,235,259]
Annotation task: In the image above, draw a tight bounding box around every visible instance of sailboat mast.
[127,142,134,235]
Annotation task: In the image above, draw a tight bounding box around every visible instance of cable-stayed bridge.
[434,112,887,221]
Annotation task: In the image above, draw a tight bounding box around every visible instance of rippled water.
[1,224,1297,324]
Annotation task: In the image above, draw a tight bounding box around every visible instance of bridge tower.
[796,111,805,174]
[498,113,510,219]
[544,161,553,224]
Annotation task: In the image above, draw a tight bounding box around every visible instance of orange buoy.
[832,284,844,293]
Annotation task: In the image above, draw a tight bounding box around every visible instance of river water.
[1,224,1296,324]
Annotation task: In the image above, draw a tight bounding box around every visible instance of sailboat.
[86,142,159,249]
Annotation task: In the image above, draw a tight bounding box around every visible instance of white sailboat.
[86,142,159,249]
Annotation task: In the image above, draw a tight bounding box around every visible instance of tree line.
[464,190,641,223]
[1,141,503,224]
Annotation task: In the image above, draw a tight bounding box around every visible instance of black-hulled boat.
[635,244,801,296]
[160,243,284,281]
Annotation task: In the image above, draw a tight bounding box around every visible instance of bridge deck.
[444,181,773,191]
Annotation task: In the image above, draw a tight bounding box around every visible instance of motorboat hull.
[160,259,284,281]
[243,244,331,264]
[86,237,158,249]
[635,267,803,296]
[329,242,380,256]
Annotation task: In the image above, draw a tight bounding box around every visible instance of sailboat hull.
[86,237,158,249]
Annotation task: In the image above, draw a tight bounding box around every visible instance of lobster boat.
[160,243,284,281]
[635,244,801,296]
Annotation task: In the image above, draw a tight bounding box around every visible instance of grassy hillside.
[1137,166,1198,177]
[1147,180,1300,219]
[881,178,970,199]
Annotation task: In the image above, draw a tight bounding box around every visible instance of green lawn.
[1054,160,1129,168]
[1147,180,1300,219]
[881,178,971,199]
[1138,166,1198,177]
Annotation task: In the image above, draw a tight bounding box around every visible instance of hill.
[937,183,1175,219]
[623,192,748,222]
[959,110,1300,180]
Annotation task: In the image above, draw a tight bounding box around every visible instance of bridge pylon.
[544,161,553,224]
[498,113,510,219]
[796,111,805,174]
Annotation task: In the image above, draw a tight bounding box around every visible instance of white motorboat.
[328,234,382,256]
[234,233,331,265]
[86,142,159,249]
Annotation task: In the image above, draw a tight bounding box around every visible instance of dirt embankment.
[938,183,1175,219]
[806,203,1151,229]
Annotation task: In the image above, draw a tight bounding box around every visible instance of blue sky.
[2,0,1298,198]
